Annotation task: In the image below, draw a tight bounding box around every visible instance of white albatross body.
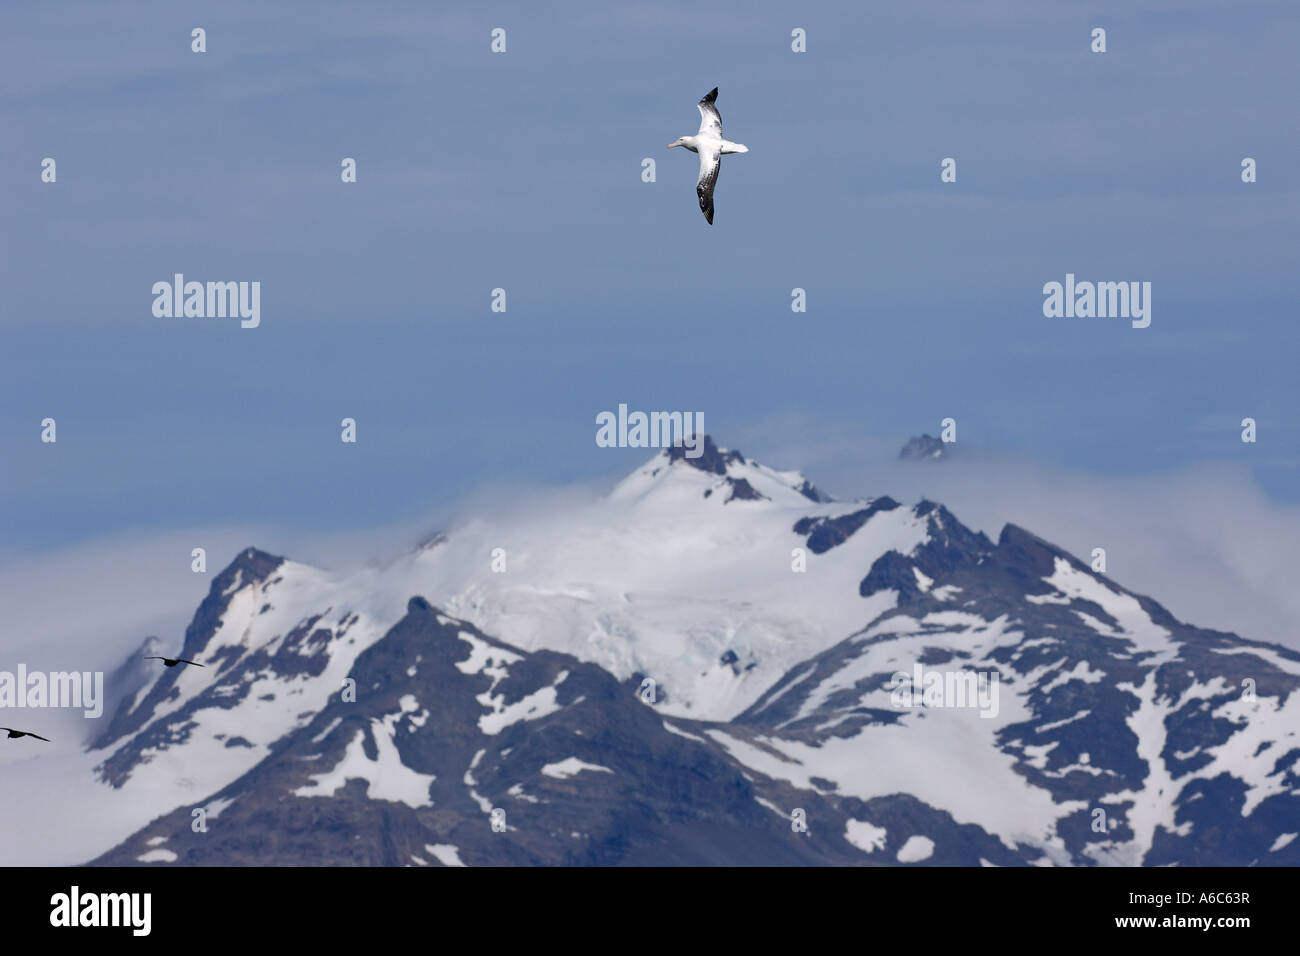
[668,87,747,224]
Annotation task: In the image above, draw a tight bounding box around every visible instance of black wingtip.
[702,87,718,103]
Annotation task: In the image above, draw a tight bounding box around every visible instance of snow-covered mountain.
[76,438,1300,865]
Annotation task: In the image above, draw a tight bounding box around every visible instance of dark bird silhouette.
[145,656,206,668]
[2,727,51,741]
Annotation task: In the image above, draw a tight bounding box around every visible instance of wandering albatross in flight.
[668,87,748,224]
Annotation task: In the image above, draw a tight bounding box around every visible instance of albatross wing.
[696,87,722,138]
[696,144,721,225]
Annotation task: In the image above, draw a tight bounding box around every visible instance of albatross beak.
[667,142,677,148]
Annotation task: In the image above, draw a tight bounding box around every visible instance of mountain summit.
[899,434,947,461]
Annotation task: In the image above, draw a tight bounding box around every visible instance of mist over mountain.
[899,435,948,461]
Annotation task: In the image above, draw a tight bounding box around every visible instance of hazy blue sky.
[4,0,1298,556]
